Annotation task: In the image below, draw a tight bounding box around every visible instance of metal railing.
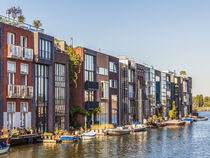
[8,84,33,98]
[0,15,44,33]
[8,44,33,60]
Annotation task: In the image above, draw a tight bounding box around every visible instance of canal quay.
[0,112,208,158]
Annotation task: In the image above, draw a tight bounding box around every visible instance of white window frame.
[7,32,15,45]
[7,61,16,73]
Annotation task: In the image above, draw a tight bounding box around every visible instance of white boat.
[132,124,147,132]
[81,130,96,140]
[108,127,130,136]
[0,142,10,155]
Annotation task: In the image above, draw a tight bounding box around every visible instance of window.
[7,32,15,44]
[109,79,117,88]
[55,64,66,130]
[39,39,52,60]
[7,62,16,85]
[97,67,108,76]
[109,62,117,73]
[85,91,95,102]
[35,64,49,133]
[101,81,109,99]
[20,102,28,128]
[7,102,16,129]
[98,102,109,124]
[21,64,28,85]
[128,69,134,82]
[20,36,27,47]
[7,61,16,73]
[85,54,95,81]
[112,95,118,124]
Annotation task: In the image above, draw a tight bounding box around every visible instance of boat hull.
[0,146,9,155]
[108,129,130,136]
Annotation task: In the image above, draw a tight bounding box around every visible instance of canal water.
[1,112,210,158]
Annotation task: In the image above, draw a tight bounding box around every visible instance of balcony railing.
[85,101,99,110]
[8,84,33,99]
[8,44,33,60]
[0,15,44,33]
[85,81,99,90]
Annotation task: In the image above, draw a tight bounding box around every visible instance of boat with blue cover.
[0,141,9,154]
[61,135,80,143]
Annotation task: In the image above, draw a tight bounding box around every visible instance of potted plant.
[18,14,25,28]
[33,20,42,31]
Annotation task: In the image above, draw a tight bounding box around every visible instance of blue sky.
[1,0,210,96]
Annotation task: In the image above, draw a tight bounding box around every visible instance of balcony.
[8,44,33,60]
[85,81,99,90]
[7,84,33,99]
[85,101,99,110]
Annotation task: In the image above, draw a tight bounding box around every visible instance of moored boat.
[81,130,96,140]
[61,135,80,143]
[195,117,208,121]
[0,142,9,154]
[107,127,130,136]
[181,118,193,124]
[165,120,185,126]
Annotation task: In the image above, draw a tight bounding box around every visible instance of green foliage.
[192,95,210,107]
[65,45,82,88]
[70,105,86,116]
[180,71,187,76]
[193,94,204,107]
[169,101,177,119]
[93,107,103,115]
[18,14,25,23]
[33,20,42,29]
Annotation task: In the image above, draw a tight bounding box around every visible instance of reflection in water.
[1,112,210,158]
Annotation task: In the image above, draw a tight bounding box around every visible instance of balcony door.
[7,62,16,96]
[7,102,16,129]
[20,36,27,58]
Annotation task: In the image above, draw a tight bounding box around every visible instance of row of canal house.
[0,19,70,133]
[0,16,192,132]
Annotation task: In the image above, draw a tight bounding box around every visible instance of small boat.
[133,125,147,132]
[165,120,185,126]
[107,127,130,136]
[181,118,193,124]
[61,135,80,143]
[81,130,96,140]
[195,117,208,121]
[0,142,10,154]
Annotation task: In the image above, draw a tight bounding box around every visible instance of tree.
[18,14,25,23]
[180,71,187,76]
[169,101,177,119]
[33,20,42,29]
[65,45,82,88]
[199,94,204,107]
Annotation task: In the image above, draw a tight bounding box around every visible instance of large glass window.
[85,54,95,82]
[35,64,49,133]
[7,32,15,44]
[7,102,16,129]
[7,61,16,85]
[55,64,66,130]
[20,102,28,128]
[98,102,109,124]
[85,91,95,102]
[128,69,134,82]
[112,95,118,124]
[39,39,52,60]
[101,81,109,99]
[109,62,117,73]
[20,64,28,85]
